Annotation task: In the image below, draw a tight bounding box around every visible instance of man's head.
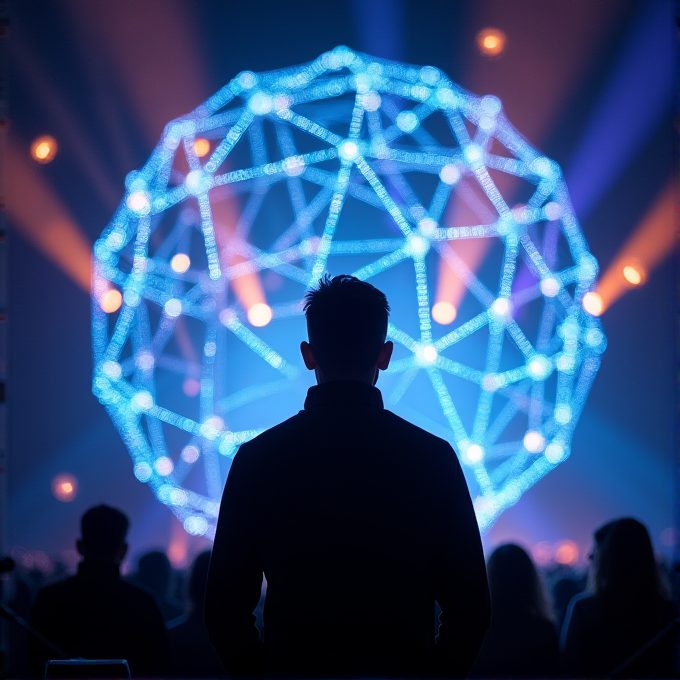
[301,274,393,384]
[77,504,129,564]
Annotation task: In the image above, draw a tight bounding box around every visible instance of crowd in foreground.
[3,506,677,678]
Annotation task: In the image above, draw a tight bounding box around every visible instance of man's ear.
[377,340,393,371]
[300,341,317,371]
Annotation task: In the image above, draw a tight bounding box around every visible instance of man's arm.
[205,448,264,679]
[433,443,491,678]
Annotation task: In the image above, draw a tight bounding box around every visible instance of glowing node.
[464,144,483,164]
[363,91,381,111]
[249,91,273,115]
[31,135,58,164]
[134,462,153,482]
[523,430,546,453]
[406,234,430,257]
[184,516,209,536]
[544,441,568,464]
[464,443,485,464]
[100,289,123,313]
[439,164,460,185]
[164,298,182,318]
[51,473,77,502]
[527,355,552,381]
[415,344,438,366]
[396,110,419,133]
[544,201,561,221]
[154,456,174,476]
[185,169,211,195]
[171,253,191,273]
[623,264,645,285]
[582,291,604,316]
[247,302,273,327]
[101,360,122,380]
[126,191,151,215]
[490,297,512,320]
[181,445,200,463]
[554,540,579,565]
[477,28,507,57]
[337,139,360,161]
[182,378,201,397]
[284,156,306,176]
[193,138,211,157]
[540,276,560,297]
[201,416,225,440]
[432,301,457,325]
[418,218,438,238]
[554,404,572,424]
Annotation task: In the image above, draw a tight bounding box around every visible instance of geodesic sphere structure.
[92,47,606,538]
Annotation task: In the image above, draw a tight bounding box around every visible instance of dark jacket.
[28,560,168,677]
[205,380,490,679]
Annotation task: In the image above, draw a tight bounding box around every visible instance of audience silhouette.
[561,517,678,677]
[471,543,559,678]
[165,550,225,677]
[27,505,168,677]
[205,274,491,679]
[129,550,183,622]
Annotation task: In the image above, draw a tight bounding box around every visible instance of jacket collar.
[304,380,384,411]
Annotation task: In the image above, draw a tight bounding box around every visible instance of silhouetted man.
[28,505,167,677]
[206,275,490,679]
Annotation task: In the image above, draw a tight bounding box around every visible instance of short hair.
[304,274,390,376]
[80,505,129,559]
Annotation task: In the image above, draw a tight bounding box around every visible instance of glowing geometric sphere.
[92,47,605,537]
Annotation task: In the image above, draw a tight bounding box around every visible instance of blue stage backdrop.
[92,48,606,538]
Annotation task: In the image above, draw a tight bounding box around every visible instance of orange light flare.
[211,196,272,327]
[477,28,507,58]
[51,473,78,502]
[554,539,579,566]
[31,135,58,164]
[99,288,123,313]
[193,138,211,158]
[591,182,675,314]
[435,238,492,324]
[8,137,92,292]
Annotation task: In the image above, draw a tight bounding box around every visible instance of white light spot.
[432,301,457,325]
[338,139,360,161]
[154,456,174,476]
[540,277,560,297]
[185,170,211,195]
[464,144,483,163]
[135,351,155,370]
[248,91,273,115]
[396,110,419,133]
[554,404,572,424]
[238,71,257,89]
[418,217,438,238]
[363,91,381,111]
[184,516,208,536]
[164,298,182,318]
[480,95,502,116]
[131,391,153,412]
[407,234,430,257]
[204,341,217,357]
[491,297,512,319]
[284,155,305,176]
[181,445,200,463]
[545,442,568,464]
[585,328,604,347]
[126,191,151,215]
[439,164,460,185]
[415,344,438,366]
[134,462,152,482]
[201,416,225,440]
[523,430,546,453]
[556,354,576,373]
[171,253,191,273]
[527,355,552,380]
[544,201,561,221]
[102,361,122,380]
[465,444,485,464]
[247,302,273,327]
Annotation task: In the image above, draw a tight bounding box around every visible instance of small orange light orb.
[622,264,645,286]
[31,135,58,164]
[582,291,604,316]
[554,539,579,565]
[477,28,507,57]
[247,302,273,327]
[194,138,211,157]
[100,289,123,313]
[52,473,78,502]
[171,253,191,273]
[432,301,457,325]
